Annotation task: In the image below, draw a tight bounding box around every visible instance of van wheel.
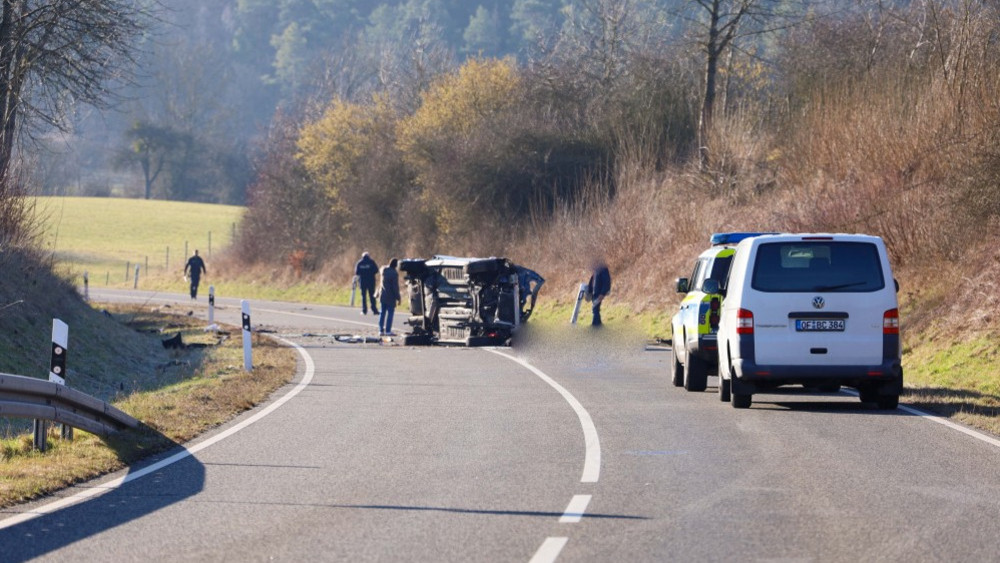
[876,394,899,410]
[719,370,731,402]
[670,347,684,387]
[858,387,876,404]
[684,354,708,392]
[731,391,752,409]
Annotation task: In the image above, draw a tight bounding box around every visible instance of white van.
[716,234,902,409]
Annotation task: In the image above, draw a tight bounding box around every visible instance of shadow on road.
[0,426,205,561]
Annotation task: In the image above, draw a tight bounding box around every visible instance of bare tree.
[0,0,155,188]
[677,0,813,164]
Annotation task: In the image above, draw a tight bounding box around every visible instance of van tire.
[731,391,752,409]
[684,354,708,392]
[719,370,731,402]
[670,347,684,387]
[876,394,899,410]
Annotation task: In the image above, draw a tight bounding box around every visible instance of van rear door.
[747,240,889,366]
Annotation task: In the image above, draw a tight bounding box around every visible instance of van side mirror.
[676,277,689,293]
[894,279,899,293]
[702,279,720,295]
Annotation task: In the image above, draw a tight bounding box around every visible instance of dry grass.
[0,305,297,509]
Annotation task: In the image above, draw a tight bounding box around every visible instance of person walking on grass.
[184,250,207,300]
[355,251,379,316]
[376,258,401,336]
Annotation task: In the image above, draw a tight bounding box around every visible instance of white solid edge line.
[0,336,316,531]
[529,537,569,563]
[487,349,601,483]
[559,494,592,523]
[840,389,1000,449]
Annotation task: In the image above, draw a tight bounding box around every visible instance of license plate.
[796,319,845,331]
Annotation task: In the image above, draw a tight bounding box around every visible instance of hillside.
[0,248,171,402]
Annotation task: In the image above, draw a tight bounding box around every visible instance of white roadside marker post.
[350,276,358,307]
[35,319,70,451]
[208,286,215,324]
[570,283,588,324]
[241,300,253,372]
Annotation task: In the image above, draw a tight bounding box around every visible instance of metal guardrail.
[0,372,138,436]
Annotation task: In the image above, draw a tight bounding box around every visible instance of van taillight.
[883,309,899,334]
[737,309,754,334]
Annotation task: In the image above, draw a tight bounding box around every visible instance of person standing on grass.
[355,251,379,316]
[376,257,401,336]
[184,249,207,300]
[588,259,611,326]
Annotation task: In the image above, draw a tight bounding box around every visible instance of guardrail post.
[350,276,358,307]
[208,286,215,324]
[241,300,253,372]
[33,420,48,452]
[570,283,588,324]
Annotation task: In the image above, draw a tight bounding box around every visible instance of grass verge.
[0,305,297,509]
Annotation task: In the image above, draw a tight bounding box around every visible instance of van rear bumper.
[732,360,902,392]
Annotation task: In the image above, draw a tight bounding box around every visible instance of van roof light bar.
[710,232,780,246]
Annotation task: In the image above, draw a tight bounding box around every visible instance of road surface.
[2,289,999,561]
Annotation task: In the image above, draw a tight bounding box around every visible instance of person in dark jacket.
[376,258,401,336]
[355,252,379,315]
[588,260,611,326]
[183,250,207,300]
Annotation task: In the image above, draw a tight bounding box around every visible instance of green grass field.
[34,197,244,286]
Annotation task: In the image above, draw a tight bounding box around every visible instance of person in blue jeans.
[376,258,401,336]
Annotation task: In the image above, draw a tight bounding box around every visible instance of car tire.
[399,259,428,276]
[403,333,432,346]
[684,354,708,392]
[466,336,494,347]
[465,259,500,276]
[670,347,684,387]
[719,369,731,402]
[731,388,752,409]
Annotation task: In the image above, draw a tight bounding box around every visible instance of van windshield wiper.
[814,281,868,291]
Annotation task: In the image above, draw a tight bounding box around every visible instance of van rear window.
[751,242,885,292]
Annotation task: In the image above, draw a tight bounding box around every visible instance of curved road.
[2,289,999,561]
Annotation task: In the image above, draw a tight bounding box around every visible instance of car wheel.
[465,259,501,275]
[684,354,708,392]
[719,369,731,402]
[403,333,432,346]
[731,392,751,409]
[465,336,494,347]
[670,347,684,387]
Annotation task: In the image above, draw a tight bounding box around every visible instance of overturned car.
[399,256,543,346]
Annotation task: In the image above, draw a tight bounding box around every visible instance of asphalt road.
[2,289,999,562]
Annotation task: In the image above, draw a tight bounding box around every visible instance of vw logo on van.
[812,296,825,309]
